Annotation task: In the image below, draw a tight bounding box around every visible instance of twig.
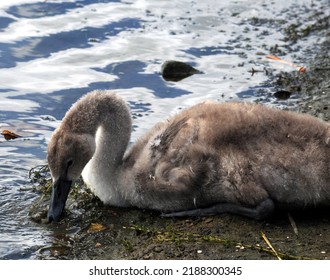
[288,212,299,235]
[261,231,282,260]
[247,67,264,76]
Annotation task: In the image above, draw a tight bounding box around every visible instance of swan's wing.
[150,117,188,158]
[122,115,189,167]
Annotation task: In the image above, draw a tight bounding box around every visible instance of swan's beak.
[48,178,72,222]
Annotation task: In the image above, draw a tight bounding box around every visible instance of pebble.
[161,60,202,82]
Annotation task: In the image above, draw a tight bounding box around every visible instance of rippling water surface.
[0,0,328,259]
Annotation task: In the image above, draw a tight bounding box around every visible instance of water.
[0,0,328,259]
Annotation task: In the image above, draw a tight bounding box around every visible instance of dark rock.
[161,60,202,82]
[273,90,292,100]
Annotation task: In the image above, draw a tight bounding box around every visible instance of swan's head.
[47,129,95,222]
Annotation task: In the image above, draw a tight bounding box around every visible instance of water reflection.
[6,1,86,19]
[7,19,141,65]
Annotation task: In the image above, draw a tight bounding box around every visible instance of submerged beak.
[48,178,72,222]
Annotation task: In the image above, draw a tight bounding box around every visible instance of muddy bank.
[30,17,330,261]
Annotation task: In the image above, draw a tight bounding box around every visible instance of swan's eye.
[67,159,73,168]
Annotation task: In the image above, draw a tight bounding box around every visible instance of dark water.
[0,0,327,259]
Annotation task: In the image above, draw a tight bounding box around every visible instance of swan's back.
[122,102,330,214]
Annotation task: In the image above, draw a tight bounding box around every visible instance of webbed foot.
[161,198,274,220]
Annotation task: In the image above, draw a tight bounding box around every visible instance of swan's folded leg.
[162,198,274,220]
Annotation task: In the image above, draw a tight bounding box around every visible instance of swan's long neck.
[65,91,132,205]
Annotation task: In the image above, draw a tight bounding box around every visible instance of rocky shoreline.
[281,39,330,121]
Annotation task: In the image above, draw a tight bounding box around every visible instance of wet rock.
[161,60,202,82]
[29,208,49,223]
[273,90,292,100]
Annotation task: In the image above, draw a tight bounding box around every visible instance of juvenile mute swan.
[47,90,330,222]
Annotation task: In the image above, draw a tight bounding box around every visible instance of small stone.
[204,217,213,223]
[154,246,163,253]
[161,60,202,82]
[273,90,292,100]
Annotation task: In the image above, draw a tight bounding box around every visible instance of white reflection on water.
[0,0,328,259]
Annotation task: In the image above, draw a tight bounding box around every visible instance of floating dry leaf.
[1,129,22,140]
[87,223,107,233]
[266,54,306,72]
